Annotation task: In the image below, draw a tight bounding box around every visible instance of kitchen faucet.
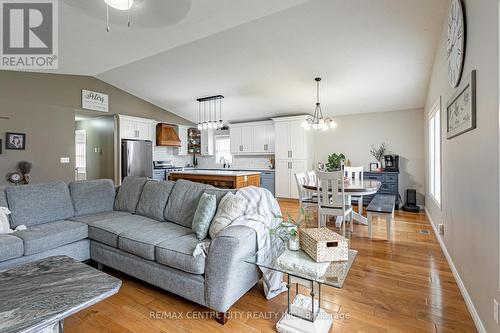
[219,157,230,168]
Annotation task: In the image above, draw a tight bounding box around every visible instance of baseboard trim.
[424,208,486,333]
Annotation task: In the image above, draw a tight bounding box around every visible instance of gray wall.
[0,71,192,186]
[75,116,115,180]
[314,108,425,205]
[424,0,499,331]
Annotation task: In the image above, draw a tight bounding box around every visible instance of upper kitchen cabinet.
[273,116,310,160]
[201,128,215,155]
[119,115,154,141]
[230,120,275,155]
[177,125,189,155]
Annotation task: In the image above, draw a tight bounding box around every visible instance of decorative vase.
[288,236,300,251]
[377,161,383,171]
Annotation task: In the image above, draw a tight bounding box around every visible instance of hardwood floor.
[66,199,476,333]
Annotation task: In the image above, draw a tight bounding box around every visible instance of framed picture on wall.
[5,132,26,150]
[446,70,476,139]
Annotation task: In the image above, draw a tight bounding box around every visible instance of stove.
[153,161,183,181]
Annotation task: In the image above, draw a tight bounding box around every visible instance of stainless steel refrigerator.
[121,140,153,180]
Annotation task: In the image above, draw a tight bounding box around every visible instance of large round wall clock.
[447,0,465,88]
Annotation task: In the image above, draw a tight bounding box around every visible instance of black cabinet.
[363,171,400,208]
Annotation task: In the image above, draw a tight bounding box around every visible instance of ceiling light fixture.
[301,77,337,131]
[196,95,224,131]
[104,0,133,32]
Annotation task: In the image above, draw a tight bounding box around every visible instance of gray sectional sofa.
[0,177,260,323]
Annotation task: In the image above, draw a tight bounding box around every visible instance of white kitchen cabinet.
[201,128,214,155]
[230,127,242,153]
[272,115,313,199]
[119,115,154,141]
[230,120,275,155]
[275,159,307,199]
[177,125,189,156]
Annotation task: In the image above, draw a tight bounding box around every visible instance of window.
[215,135,233,164]
[75,129,87,180]
[429,99,441,205]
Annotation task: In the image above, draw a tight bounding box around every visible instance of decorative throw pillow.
[209,192,248,239]
[192,193,217,240]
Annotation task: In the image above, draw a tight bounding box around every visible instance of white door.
[252,125,266,153]
[289,120,306,159]
[274,121,290,159]
[230,127,242,154]
[290,159,306,199]
[265,124,275,153]
[177,126,188,155]
[120,119,137,139]
[241,126,254,152]
[135,121,152,141]
[275,160,290,198]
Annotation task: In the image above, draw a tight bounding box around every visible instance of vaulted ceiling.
[58,0,447,123]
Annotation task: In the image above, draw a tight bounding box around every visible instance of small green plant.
[369,143,387,162]
[270,208,310,243]
[325,153,346,171]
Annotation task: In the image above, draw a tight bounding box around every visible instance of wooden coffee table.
[0,256,121,333]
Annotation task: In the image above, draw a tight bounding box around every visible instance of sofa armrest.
[205,225,261,312]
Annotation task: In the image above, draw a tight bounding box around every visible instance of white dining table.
[302,179,382,225]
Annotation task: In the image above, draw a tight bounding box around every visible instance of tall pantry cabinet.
[272,115,314,199]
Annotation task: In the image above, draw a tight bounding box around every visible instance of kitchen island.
[169,169,260,189]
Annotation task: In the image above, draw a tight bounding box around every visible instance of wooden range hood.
[156,123,181,147]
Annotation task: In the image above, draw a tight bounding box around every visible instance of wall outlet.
[60,157,70,164]
[437,223,445,236]
[494,299,498,324]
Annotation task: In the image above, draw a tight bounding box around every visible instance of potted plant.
[369,143,387,171]
[271,208,311,251]
[325,153,346,171]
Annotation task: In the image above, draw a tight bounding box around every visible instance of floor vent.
[418,229,431,235]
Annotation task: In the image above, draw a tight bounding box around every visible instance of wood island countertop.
[169,170,261,189]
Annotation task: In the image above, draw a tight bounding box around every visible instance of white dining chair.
[316,171,353,237]
[307,170,317,185]
[294,172,317,220]
[344,166,364,215]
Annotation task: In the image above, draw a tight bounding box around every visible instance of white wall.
[314,109,425,205]
[424,0,499,332]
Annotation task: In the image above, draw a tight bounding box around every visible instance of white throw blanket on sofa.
[229,186,288,299]
[0,207,27,234]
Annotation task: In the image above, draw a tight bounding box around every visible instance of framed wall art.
[446,70,476,139]
[5,132,26,150]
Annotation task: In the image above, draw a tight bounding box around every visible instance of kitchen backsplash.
[153,146,274,169]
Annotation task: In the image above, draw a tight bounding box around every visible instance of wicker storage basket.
[300,228,349,262]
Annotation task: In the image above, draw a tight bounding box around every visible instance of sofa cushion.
[192,193,217,241]
[118,222,192,260]
[114,177,149,213]
[68,211,131,224]
[69,179,116,216]
[6,181,75,227]
[0,234,24,262]
[164,179,214,228]
[209,192,248,239]
[136,181,175,222]
[14,220,88,256]
[0,188,8,208]
[204,188,236,205]
[88,215,158,248]
[156,234,209,275]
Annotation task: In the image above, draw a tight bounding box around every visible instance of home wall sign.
[446,70,476,139]
[81,89,109,112]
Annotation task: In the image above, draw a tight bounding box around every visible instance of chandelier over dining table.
[301,77,337,131]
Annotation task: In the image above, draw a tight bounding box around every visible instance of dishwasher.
[260,171,275,196]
